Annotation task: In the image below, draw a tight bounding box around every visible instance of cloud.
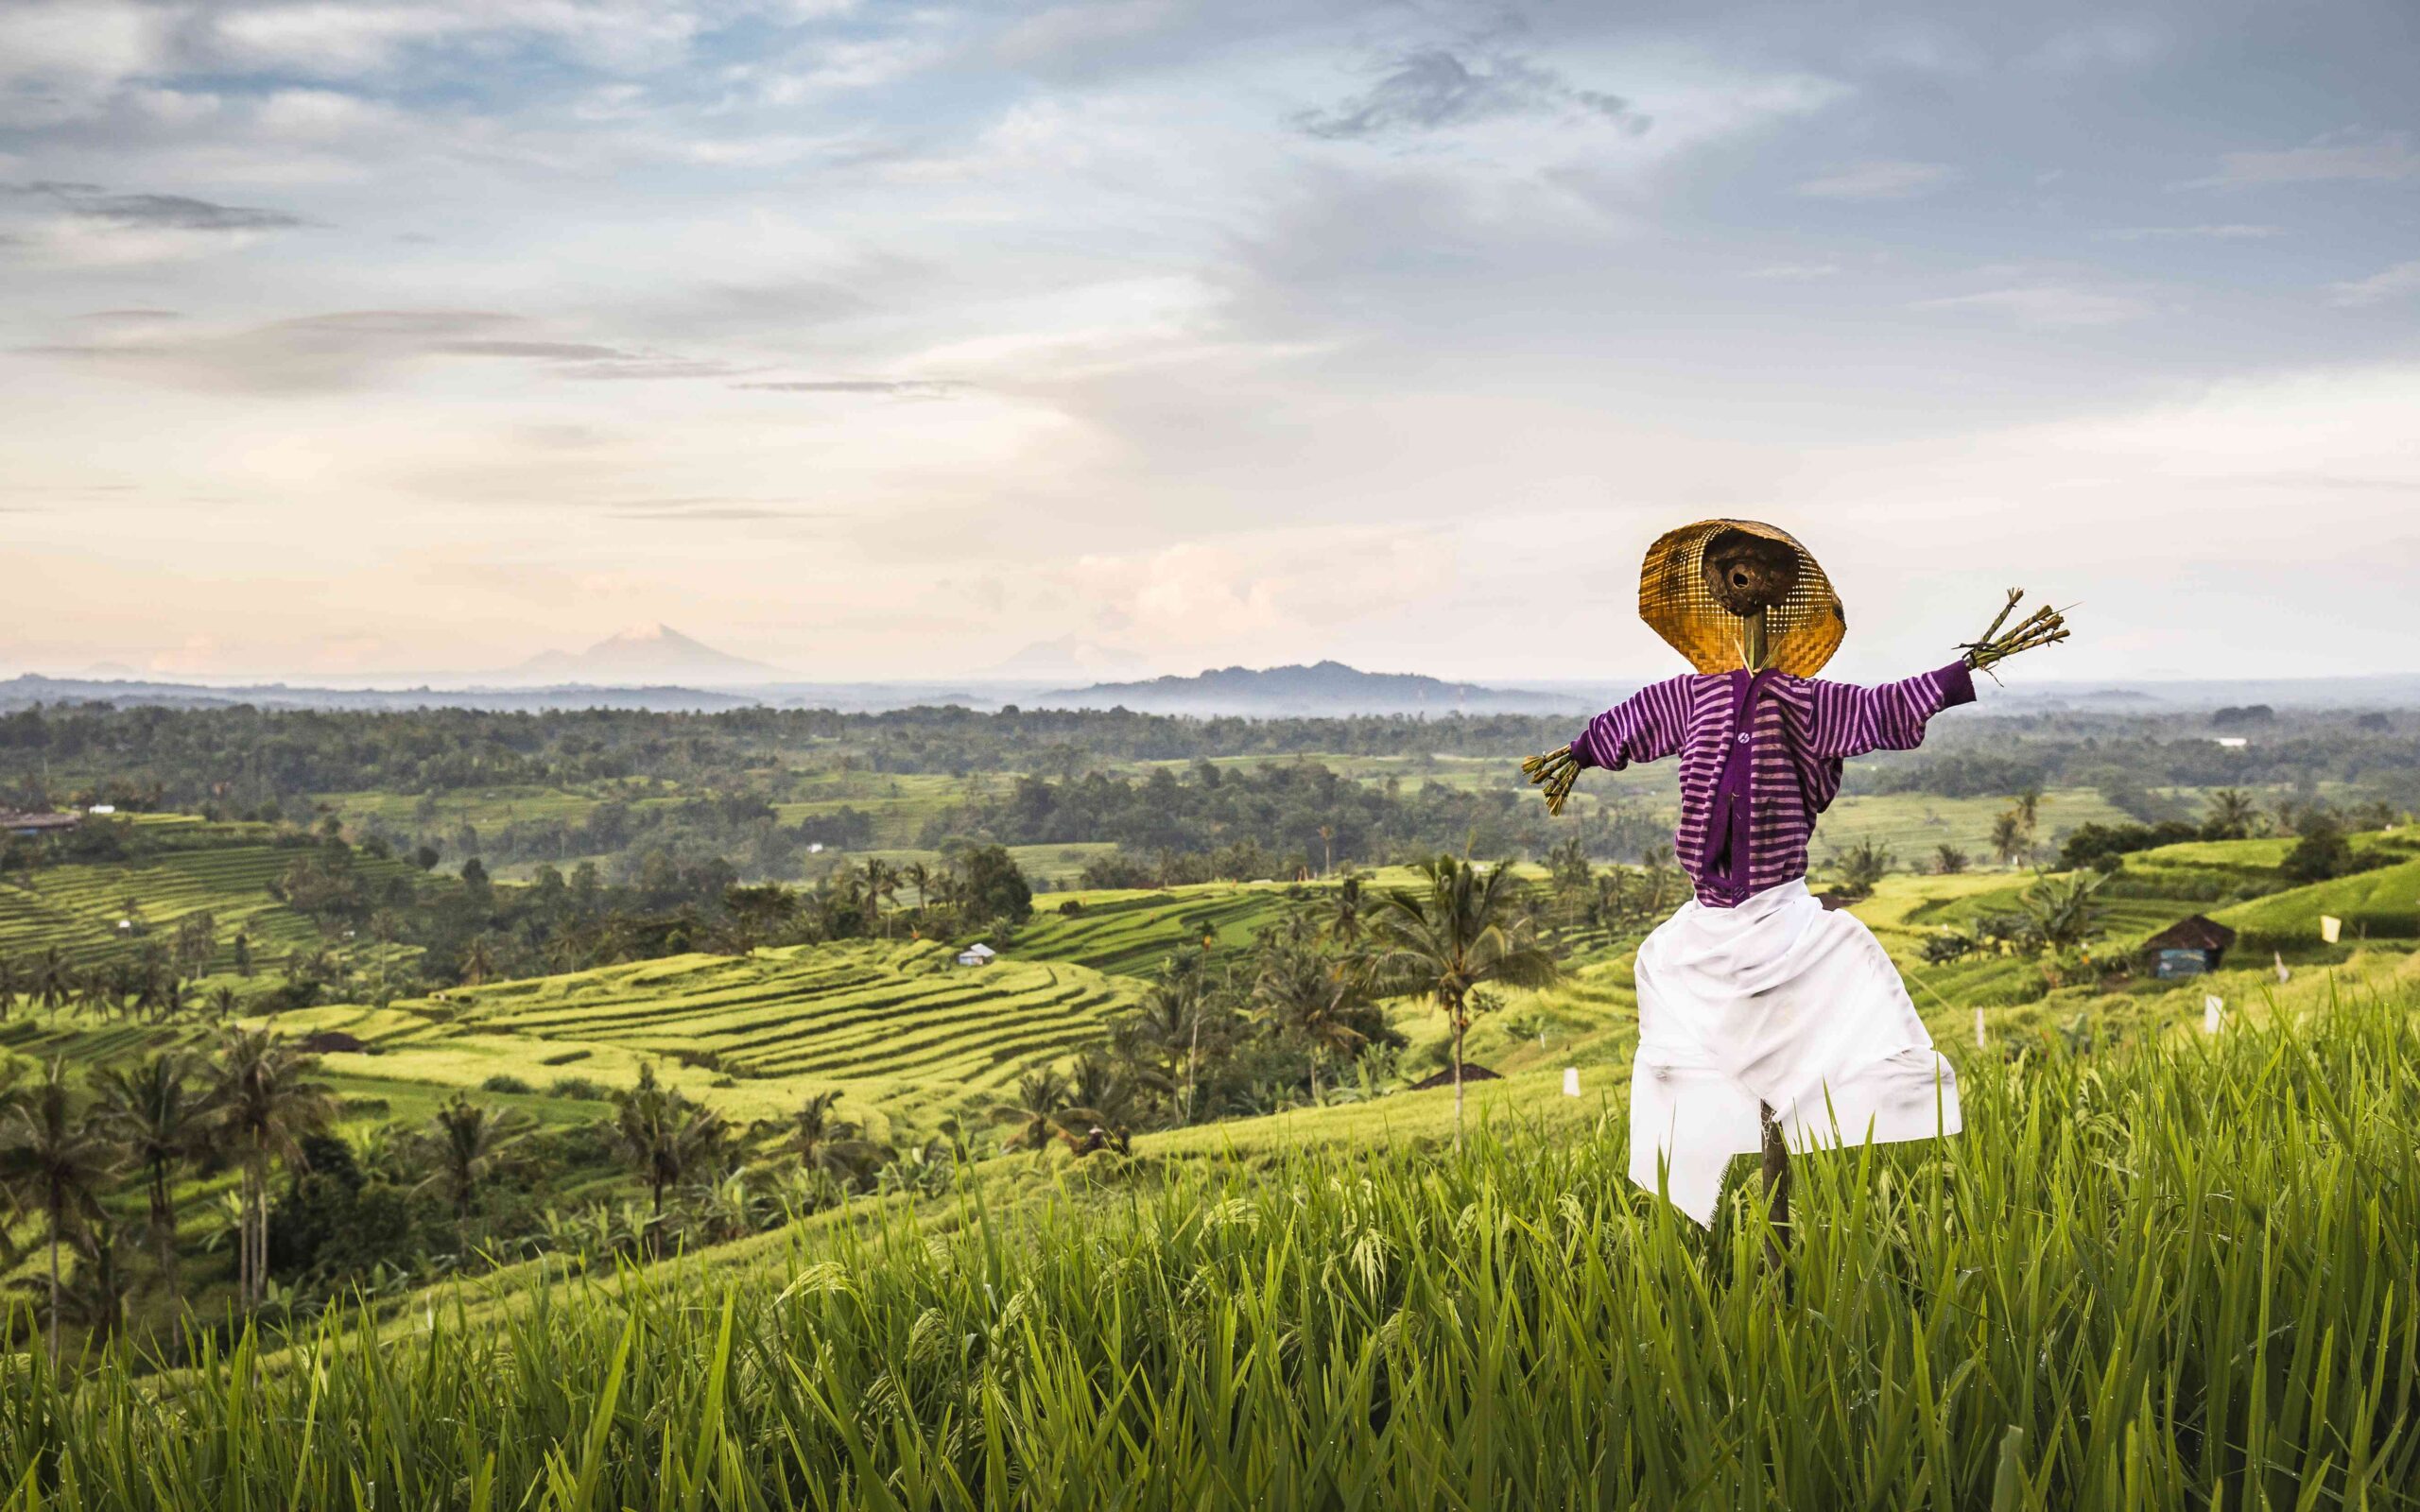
[2188,129,2419,188]
[2327,260,2420,308]
[26,185,304,232]
[2,180,305,266]
[1794,160,1957,199]
[1911,284,2150,327]
[1295,49,1649,141]
[1748,261,1840,280]
[732,378,964,396]
[21,308,735,392]
[2100,224,2282,241]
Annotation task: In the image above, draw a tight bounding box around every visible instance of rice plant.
[0,988,2412,1509]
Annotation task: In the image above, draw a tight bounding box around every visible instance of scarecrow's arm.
[1803,663,1978,759]
[1525,675,1692,816]
[1961,589,2069,675]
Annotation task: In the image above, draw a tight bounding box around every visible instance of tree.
[1832,838,1893,900]
[460,935,499,988]
[0,1061,121,1363]
[171,910,217,981]
[1932,844,1969,875]
[1989,810,2029,868]
[2019,870,2107,958]
[1371,855,1558,1147]
[94,1052,209,1309]
[1251,923,1372,1102]
[758,1090,879,1187]
[994,1068,1093,1154]
[609,1064,727,1237]
[209,1029,336,1309]
[1321,870,1369,950]
[2203,787,2262,842]
[861,858,900,936]
[2282,815,2353,885]
[959,846,1033,925]
[422,1095,529,1221]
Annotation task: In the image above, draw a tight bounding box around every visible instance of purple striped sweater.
[1570,662,1976,907]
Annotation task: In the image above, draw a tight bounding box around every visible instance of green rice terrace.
[0,766,2414,1505]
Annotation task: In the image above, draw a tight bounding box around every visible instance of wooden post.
[1758,1100,1792,1271]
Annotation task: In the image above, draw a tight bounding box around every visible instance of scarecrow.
[1523,521,2066,1227]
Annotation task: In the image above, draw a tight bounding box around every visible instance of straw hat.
[1637,519,1846,677]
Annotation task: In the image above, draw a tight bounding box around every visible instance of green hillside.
[2217,854,2420,952]
[252,939,1136,1125]
[0,831,419,972]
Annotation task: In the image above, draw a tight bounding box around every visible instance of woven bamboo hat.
[1638,519,1846,676]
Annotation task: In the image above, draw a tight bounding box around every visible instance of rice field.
[0,839,416,972]
[7,976,2412,1509]
[1012,884,1304,976]
[262,941,1138,1123]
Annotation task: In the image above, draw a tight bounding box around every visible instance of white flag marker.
[1975,1006,1987,1048]
[1563,1067,1581,1097]
[2274,951,2291,984]
[2204,994,2223,1035]
[2320,914,2342,944]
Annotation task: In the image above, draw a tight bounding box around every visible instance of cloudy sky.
[3,0,2416,685]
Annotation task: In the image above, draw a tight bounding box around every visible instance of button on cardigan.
[1568,661,1976,907]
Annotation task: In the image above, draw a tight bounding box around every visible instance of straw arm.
[1522,746,1582,817]
[1959,592,2072,674]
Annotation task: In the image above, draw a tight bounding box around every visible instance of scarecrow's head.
[1637,518,1847,677]
[1700,527,1801,618]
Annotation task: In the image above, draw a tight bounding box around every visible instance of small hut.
[1407,1062,1502,1092]
[2142,916,2237,979]
[955,942,996,968]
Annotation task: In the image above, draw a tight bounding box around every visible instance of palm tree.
[459,936,499,988]
[609,1064,727,1238]
[755,1089,881,1185]
[35,948,72,1020]
[1320,871,1369,951]
[862,859,900,937]
[1989,810,2029,868]
[207,985,240,1022]
[422,1095,529,1221]
[1371,855,1559,1147]
[94,1053,209,1308]
[2204,787,2261,841]
[994,1068,1091,1153]
[209,1029,336,1309]
[0,1060,121,1363]
[0,955,17,1020]
[1251,933,1371,1103]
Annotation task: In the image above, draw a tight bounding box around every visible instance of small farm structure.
[956,942,997,968]
[1,811,81,837]
[2143,915,2237,979]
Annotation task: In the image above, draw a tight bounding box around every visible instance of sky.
[2,0,2416,686]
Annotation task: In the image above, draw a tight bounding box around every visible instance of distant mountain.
[506,624,776,685]
[1038,661,1593,717]
[0,674,756,713]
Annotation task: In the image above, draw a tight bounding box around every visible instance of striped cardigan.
[1569,662,1976,907]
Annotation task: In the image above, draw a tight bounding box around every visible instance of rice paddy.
[5,975,2412,1509]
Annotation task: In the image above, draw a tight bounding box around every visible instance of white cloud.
[2327,260,2420,308]
[1748,261,1840,279]
[1793,159,1957,200]
[2100,223,2281,241]
[1911,284,2151,327]
[2189,129,2419,188]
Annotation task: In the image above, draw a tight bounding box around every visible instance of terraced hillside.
[265,940,1137,1123]
[1014,884,1302,976]
[0,825,418,971]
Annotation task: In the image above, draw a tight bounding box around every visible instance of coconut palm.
[459,936,499,988]
[1371,855,1559,1147]
[0,1060,122,1363]
[207,985,240,1022]
[422,1094,530,1221]
[862,859,900,936]
[609,1064,727,1234]
[209,1029,336,1309]
[994,1068,1095,1154]
[1989,810,2030,868]
[1251,929,1371,1103]
[93,1052,209,1308]
[2204,787,2262,841]
[1320,870,1370,951]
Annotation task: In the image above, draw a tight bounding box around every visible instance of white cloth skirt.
[1629,878,1961,1225]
